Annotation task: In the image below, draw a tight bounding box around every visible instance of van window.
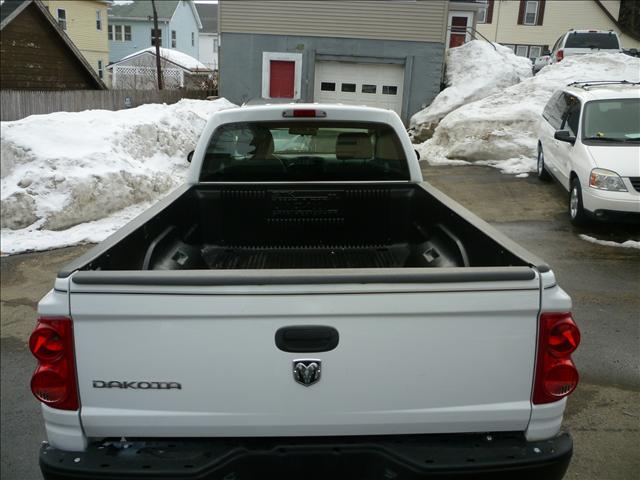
[565,32,619,49]
[582,99,640,142]
[542,91,568,129]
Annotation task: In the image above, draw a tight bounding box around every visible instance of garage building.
[218,0,449,124]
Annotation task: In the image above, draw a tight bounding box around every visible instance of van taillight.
[556,49,564,62]
[533,313,580,404]
[29,317,79,410]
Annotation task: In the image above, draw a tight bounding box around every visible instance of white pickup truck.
[31,104,580,480]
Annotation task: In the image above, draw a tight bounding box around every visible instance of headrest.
[336,132,373,160]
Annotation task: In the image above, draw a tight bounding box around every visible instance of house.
[195,1,218,71]
[107,46,211,89]
[0,0,106,90]
[218,0,450,124]
[472,0,640,58]
[108,0,202,64]
[40,0,111,86]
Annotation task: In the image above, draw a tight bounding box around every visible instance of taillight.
[29,317,79,410]
[533,312,580,404]
[282,109,327,118]
[556,49,564,62]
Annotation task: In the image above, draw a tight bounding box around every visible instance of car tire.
[537,146,551,181]
[569,178,588,226]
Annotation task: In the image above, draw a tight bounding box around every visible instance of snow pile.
[579,235,640,250]
[121,47,209,71]
[0,98,236,254]
[416,52,640,173]
[409,41,532,142]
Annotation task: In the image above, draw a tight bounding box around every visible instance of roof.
[109,0,202,28]
[1,0,107,89]
[565,81,640,101]
[108,46,211,71]
[194,2,216,34]
[1,0,28,27]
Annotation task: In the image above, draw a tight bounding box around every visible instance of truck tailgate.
[70,276,540,438]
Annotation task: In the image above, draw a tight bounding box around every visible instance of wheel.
[537,146,551,181]
[569,178,589,226]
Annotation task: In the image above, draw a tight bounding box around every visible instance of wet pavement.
[1,164,638,479]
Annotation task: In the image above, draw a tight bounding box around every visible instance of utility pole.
[151,0,163,90]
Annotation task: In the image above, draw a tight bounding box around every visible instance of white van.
[537,81,640,224]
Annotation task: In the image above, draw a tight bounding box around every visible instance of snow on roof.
[116,47,209,71]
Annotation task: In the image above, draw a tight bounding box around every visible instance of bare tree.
[151,0,163,90]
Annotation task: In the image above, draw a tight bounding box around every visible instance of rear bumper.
[40,432,572,480]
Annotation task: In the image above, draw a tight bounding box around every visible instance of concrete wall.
[219,32,444,124]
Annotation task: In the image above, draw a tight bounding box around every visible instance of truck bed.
[60,182,546,276]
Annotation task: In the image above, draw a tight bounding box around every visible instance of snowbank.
[579,235,640,250]
[409,41,532,142]
[0,98,236,254]
[416,53,640,171]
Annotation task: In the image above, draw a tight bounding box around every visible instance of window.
[57,8,66,30]
[108,25,113,41]
[382,85,398,95]
[110,25,131,42]
[524,1,538,25]
[192,32,195,47]
[529,45,542,58]
[515,45,529,57]
[564,32,620,49]
[151,28,162,46]
[542,91,568,130]
[320,82,336,91]
[97,60,103,79]
[341,83,356,92]
[563,99,581,135]
[213,37,218,53]
[201,121,410,182]
[96,10,102,30]
[477,0,488,23]
[362,84,376,94]
[582,99,640,142]
[502,44,515,52]
[171,30,177,48]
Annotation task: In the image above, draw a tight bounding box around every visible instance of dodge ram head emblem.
[293,359,321,386]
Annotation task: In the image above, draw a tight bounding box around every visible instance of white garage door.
[313,61,404,115]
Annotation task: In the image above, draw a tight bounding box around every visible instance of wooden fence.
[0,89,212,121]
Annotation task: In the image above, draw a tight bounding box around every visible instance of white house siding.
[219,0,448,43]
[476,0,640,50]
[199,33,218,70]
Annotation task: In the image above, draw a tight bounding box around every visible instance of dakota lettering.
[92,380,182,390]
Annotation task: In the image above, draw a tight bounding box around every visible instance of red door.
[269,60,295,98]
[449,16,469,48]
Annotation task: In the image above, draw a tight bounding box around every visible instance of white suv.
[537,81,640,225]
[549,30,622,64]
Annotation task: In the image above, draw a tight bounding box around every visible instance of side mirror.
[415,149,421,161]
[187,150,194,163]
[554,130,576,145]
